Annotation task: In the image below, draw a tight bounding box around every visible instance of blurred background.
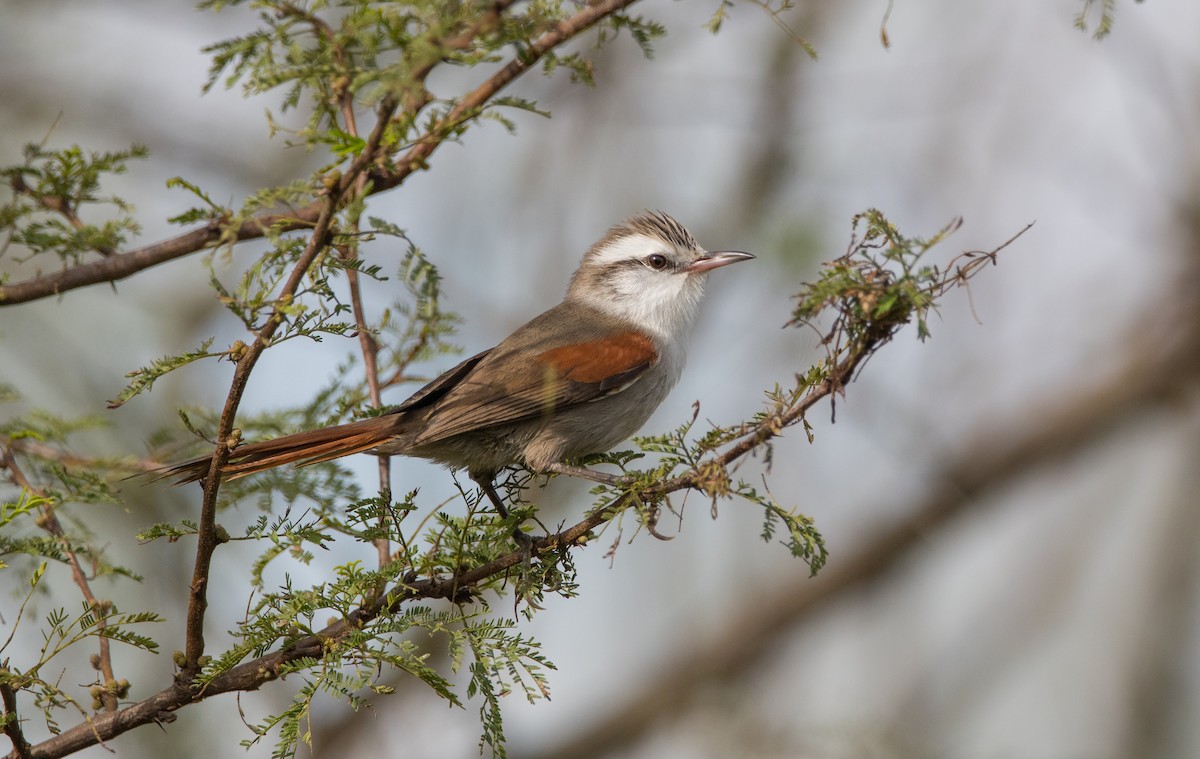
[3,1,1200,757]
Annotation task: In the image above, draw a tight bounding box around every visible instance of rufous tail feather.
[157,414,403,484]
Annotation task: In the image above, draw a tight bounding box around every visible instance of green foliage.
[596,11,666,61]
[165,176,230,226]
[463,618,555,758]
[108,339,223,409]
[632,411,830,573]
[792,209,965,344]
[197,0,667,150]
[705,0,737,34]
[1075,0,1119,39]
[0,577,164,735]
[744,479,826,571]
[0,143,147,265]
[0,397,164,736]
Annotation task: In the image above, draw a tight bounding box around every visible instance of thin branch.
[0,448,119,714]
[181,92,401,675]
[9,175,114,257]
[661,222,1033,496]
[181,194,340,674]
[0,675,32,759]
[337,237,393,568]
[0,211,313,305]
[331,58,393,569]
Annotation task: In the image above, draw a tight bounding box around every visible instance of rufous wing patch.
[407,330,660,445]
[535,331,658,389]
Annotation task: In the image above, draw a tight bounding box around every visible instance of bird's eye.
[646,254,669,270]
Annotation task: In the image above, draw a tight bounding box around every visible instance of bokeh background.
[3,1,1200,757]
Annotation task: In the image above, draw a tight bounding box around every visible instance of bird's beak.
[685,250,755,273]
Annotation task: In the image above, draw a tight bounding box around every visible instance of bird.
[159,211,753,514]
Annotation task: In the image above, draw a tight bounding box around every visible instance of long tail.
[158,414,405,484]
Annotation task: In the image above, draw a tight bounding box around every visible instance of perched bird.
[161,212,753,509]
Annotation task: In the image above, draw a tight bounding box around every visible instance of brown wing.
[394,349,492,412]
[411,329,658,447]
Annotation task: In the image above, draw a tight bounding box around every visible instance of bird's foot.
[475,476,540,554]
[510,525,535,549]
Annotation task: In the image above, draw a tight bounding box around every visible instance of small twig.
[879,0,895,48]
[276,1,358,135]
[746,0,817,58]
[0,676,32,759]
[0,447,119,713]
[379,331,435,391]
[326,59,393,568]
[9,176,115,257]
[337,236,392,568]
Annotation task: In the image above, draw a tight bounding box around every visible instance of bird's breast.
[521,356,683,471]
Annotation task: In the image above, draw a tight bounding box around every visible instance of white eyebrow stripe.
[584,233,666,268]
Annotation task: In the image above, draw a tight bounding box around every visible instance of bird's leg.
[542,462,626,487]
[478,478,509,519]
[474,475,534,549]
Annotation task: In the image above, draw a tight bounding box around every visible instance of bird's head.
[566,211,754,339]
